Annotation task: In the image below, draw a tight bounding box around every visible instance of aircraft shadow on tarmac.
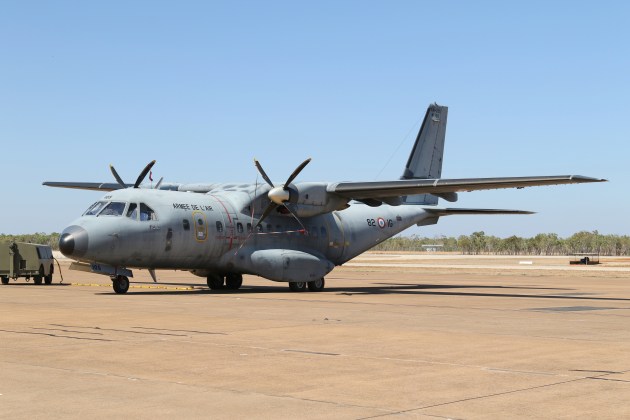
[96,281,630,302]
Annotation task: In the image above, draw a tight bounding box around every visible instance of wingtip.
[570,175,608,183]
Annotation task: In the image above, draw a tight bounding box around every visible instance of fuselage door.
[324,212,346,262]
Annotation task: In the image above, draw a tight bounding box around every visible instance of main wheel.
[307,278,325,292]
[225,273,243,290]
[289,281,307,292]
[113,275,130,294]
[1,277,8,285]
[207,273,224,290]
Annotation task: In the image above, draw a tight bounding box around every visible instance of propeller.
[253,158,311,233]
[109,160,157,189]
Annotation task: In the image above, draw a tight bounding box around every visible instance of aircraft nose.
[59,225,89,258]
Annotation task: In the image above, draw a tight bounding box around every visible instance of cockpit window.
[126,203,138,220]
[99,201,127,217]
[139,203,157,221]
[83,201,107,216]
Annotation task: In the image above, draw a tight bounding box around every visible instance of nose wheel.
[112,275,130,294]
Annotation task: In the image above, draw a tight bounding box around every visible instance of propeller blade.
[154,177,164,189]
[283,203,308,234]
[255,202,278,228]
[134,160,156,188]
[109,164,126,188]
[284,158,311,188]
[254,159,275,188]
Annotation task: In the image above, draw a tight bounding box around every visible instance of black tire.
[207,273,224,290]
[1,277,8,285]
[34,265,44,285]
[45,265,54,284]
[307,278,325,292]
[113,275,129,294]
[289,281,307,292]
[225,273,243,290]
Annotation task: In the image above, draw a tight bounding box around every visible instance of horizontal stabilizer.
[425,208,534,216]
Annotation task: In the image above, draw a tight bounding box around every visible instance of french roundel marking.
[377,217,386,228]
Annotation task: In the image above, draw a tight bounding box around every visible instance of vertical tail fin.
[401,103,450,205]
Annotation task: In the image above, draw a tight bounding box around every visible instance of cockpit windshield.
[83,201,108,216]
[125,203,158,221]
[82,200,156,220]
[139,203,158,221]
[99,201,127,216]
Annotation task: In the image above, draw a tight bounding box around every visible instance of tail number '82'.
[367,218,393,228]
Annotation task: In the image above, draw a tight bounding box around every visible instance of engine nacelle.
[288,182,349,217]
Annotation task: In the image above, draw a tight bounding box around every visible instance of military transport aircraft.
[44,104,605,294]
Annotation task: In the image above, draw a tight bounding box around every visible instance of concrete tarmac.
[1,254,629,419]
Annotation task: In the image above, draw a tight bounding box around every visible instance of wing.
[42,182,132,191]
[330,175,606,202]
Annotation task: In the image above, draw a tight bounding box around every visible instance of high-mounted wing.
[42,182,131,191]
[43,160,159,192]
[330,175,605,203]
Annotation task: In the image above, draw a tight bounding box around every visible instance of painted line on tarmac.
[68,283,195,290]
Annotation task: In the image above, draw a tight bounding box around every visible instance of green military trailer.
[0,242,55,285]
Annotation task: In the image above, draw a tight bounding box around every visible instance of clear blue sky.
[1,1,628,237]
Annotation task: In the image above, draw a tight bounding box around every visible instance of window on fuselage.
[183,219,190,230]
[139,203,157,221]
[126,203,138,220]
[83,201,108,216]
[237,223,243,233]
[216,221,223,233]
[99,201,127,217]
[256,224,263,233]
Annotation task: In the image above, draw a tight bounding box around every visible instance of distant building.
[422,244,444,252]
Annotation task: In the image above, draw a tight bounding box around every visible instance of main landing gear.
[112,275,130,294]
[206,273,243,290]
[205,275,326,292]
[289,278,325,292]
